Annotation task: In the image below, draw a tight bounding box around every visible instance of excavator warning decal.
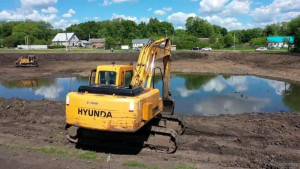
[78,108,112,118]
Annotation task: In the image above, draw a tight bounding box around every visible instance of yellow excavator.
[65,38,184,153]
[15,55,38,67]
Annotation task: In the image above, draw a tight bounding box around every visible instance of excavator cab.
[88,64,134,86]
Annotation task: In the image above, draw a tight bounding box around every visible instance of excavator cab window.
[99,71,116,85]
[125,70,133,86]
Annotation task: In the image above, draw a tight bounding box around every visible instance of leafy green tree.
[224,34,233,47]
[288,15,300,52]
[3,34,23,47]
[177,74,216,90]
[284,84,300,111]
[186,17,215,38]
[105,36,116,48]
[250,37,266,46]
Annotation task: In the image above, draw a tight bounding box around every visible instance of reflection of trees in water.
[222,75,231,79]
[284,84,300,111]
[177,74,216,90]
[2,78,56,89]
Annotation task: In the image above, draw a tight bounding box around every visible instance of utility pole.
[233,32,235,50]
[165,30,168,38]
[65,32,69,52]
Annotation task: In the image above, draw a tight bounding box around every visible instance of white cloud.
[111,13,137,22]
[176,26,184,29]
[163,7,172,11]
[20,0,58,8]
[41,6,58,13]
[111,13,150,23]
[34,85,63,100]
[63,9,76,18]
[203,78,226,92]
[222,0,251,16]
[147,8,152,11]
[154,10,166,15]
[194,95,270,115]
[103,0,112,5]
[94,16,100,20]
[199,0,229,13]
[0,9,57,22]
[226,76,248,92]
[266,79,290,95]
[102,0,137,6]
[167,12,196,27]
[203,15,243,30]
[53,19,79,29]
[140,17,150,23]
[250,0,300,23]
[176,87,199,97]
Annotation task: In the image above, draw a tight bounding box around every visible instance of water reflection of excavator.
[65,38,184,153]
[15,55,38,67]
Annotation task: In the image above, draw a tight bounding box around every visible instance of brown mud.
[0,51,300,168]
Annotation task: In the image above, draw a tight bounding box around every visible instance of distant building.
[121,45,129,50]
[132,39,150,50]
[199,38,210,43]
[52,33,80,46]
[89,38,105,48]
[171,45,176,51]
[267,36,294,48]
[77,40,89,47]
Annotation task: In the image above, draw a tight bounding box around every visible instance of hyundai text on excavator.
[65,38,184,153]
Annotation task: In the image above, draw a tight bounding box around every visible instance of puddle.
[0,74,299,115]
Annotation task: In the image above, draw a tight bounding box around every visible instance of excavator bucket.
[162,99,175,115]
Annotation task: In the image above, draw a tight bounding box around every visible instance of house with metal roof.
[132,39,150,50]
[267,36,294,48]
[89,38,105,48]
[52,33,80,46]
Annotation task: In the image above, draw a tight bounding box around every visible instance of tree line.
[0,16,299,51]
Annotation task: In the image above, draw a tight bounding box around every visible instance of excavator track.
[143,126,178,153]
[66,115,184,154]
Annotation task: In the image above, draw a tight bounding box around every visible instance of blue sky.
[0,0,299,30]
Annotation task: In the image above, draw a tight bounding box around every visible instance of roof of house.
[267,36,294,43]
[80,40,89,43]
[89,38,105,43]
[52,33,75,42]
[132,39,150,44]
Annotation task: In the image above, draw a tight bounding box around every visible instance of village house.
[52,33,80,46]
[267,36,294,48]
[132,39,150,50]
[89,38,105,48]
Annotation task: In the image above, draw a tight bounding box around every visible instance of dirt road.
[0,51,299,168]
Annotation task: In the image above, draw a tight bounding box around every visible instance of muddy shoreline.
[0,51,300,168]
[0,51,299,83]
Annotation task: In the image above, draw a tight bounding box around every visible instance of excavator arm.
[131,38,171,99]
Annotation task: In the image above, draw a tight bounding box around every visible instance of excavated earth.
[0,51,300,169]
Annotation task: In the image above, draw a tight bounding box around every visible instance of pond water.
[0,74,299,115]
